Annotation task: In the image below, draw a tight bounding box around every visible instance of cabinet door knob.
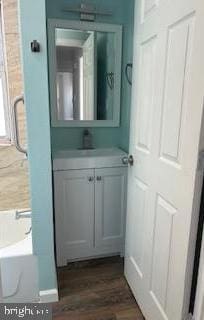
[122,155,134,166]
[88,176,94,182]
[96,176,102,181]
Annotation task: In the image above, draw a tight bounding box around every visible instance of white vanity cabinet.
[54,169,95,266]
[94,168,127,252]
[53,148,128,267]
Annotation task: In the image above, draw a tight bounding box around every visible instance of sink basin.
[53,148,128,171]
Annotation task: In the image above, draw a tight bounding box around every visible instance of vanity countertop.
[53,148,128,171]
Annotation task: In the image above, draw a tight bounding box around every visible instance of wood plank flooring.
[52,257,144,320]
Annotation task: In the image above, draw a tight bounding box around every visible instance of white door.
[54,169,95,266]
[83,32,95,120]
[95,167,127,253]
[125,0,204,319]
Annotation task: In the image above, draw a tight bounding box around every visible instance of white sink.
[53,148,128,170]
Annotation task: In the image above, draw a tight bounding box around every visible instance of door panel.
[160,15,194,165]
[130,178,147,277]
[143,0,158,20]
[125,0,204,319]
[136,36,156,153]
[54,169,94,266]
[95,167,127,252]
[150,195,176,310]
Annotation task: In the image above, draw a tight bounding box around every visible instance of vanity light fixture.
[125,63,133,86]
[62,3,112,21]
[106,72,114,90]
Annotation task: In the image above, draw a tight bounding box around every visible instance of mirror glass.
[55,28,117,121]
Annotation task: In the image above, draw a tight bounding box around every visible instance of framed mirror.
[48,19,122,127]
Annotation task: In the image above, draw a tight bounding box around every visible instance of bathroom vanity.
[53,148,127,266]
[49,18,127,267]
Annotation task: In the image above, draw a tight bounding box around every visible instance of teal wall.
[19,0,57,291]
[46,0,134,152]
[18,0,134,293]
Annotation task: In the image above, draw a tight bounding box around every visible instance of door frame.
[194,200,204,319]
[192,118,204,319]
[184,169,204,318]
[0,269,2,302]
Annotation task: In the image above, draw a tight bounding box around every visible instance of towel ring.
[125,63,133,86]
[106,72,114,90]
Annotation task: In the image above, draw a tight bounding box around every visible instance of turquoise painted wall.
[18,0,134,293]
[46,0,134,152]
[19,0,57,291]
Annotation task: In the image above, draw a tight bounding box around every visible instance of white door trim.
[0,267,3,302]
[194,217,204,320]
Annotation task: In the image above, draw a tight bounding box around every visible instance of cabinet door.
[54,169,94,266]
[95,167,127,253]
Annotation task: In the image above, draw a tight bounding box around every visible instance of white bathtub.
[0,233,32,258]
[0,210,39,303]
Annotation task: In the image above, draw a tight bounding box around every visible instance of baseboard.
[39,288,59,303]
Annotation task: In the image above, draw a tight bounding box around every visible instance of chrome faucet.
[15,209,32,220]
[82,129,93,149]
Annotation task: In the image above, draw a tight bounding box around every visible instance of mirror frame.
[48,19,123,127]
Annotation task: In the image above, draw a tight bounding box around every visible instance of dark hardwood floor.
[52,257,144,320]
